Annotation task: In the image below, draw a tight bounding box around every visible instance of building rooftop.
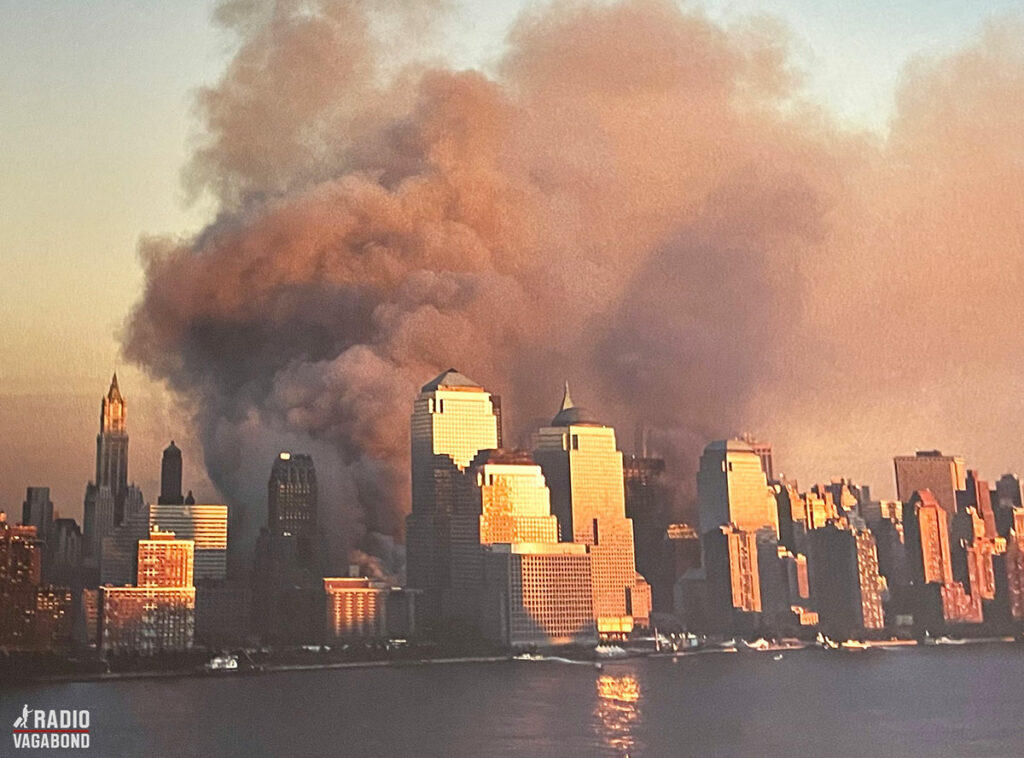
[421,368,483,392]
[550,381,602,426]
[704,438,756,453]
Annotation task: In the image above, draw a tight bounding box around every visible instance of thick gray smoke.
[125,0,1024,569]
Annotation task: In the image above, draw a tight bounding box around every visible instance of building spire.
[561,380,574,411]
[107,372,123,402]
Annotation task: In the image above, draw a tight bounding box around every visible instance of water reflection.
[594,672,643,756]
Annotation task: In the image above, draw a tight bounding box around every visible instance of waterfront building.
[1,516,72,651]
[533,383,650,636]
[703,524,761,631]
[894,451,966,519]
[322,577,419,640]
[481,542,596,647]
[807,523,885,635]
[697,439,778,538]
[253,453,324,643]
[406,369,499,622]
[100,528,195,654]
[323,577,388,638]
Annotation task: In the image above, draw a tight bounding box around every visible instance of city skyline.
[5,0,1024,568]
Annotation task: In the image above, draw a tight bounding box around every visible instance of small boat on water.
[816,633,840,650]
[840,640,869,651]
[740,638,771,652]
[205,654,239,672]
[772,654,784,661]
[595,645,629,659]
[923,635,968,646]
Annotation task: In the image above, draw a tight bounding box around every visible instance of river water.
[5,644,1024,756]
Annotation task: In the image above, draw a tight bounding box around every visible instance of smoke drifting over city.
[124,0,1024,568]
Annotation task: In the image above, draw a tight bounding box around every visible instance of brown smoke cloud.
[124,0,1024,566]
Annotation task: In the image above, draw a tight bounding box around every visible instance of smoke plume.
[124,0,1024,567]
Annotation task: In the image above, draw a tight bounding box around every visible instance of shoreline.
[10,636,1022,685]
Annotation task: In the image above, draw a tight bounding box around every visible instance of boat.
[840,640,869,651]
[772,654,784,661]
[205,654,239,672]
[595,645,629,659]
[740,638,771,651]
[816,633,840,650]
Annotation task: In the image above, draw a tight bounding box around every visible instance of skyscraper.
[406,369,499,621]
[533,382,649,636]
[697,439,779,537]
[100,527,196,654]
[158,441,184,505]
[806,523,885,635]
[267,452,320,570]
[894,450,966,519]
[96,374,129,524]
[253,453,323,643]
[21,487,54,536]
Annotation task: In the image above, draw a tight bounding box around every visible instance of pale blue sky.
[1,0,1021,396]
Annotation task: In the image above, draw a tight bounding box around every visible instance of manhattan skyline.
[4,0,1024,539]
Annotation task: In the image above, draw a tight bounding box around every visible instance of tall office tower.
[902,489,981,626]
[96,374,129,524]
[137,529,194,588]
[449,447,574,627]
[703,524,761,632]
[807,523,885,635]
[102,504,228,585]
[406,369,499,621]
[252,453,323,643]
[697,439,779,537]
[158,441,184,505]
[903,490,953,586]
[100,527,196,654]
[268,452,320,570]
[47,519,82,585]
[149,505,228,580]
[22,487,54,535]
[533,383,649,637]
[894,450,966,519]
[993,474,1022,538]
[93,486,117,563]
[0,516,72,651]
[0,516,42,648]
[624,455,673,611]
[957,470,997,539]
[739,433,774,482]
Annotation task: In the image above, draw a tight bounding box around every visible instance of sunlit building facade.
[100,528,196,654]
[533,383,649,636]
[698,439,779,538]
[482,542,596,647]
[323,577,388,638]
[102,504,228,585]
[406,369,499,621]
[894,451,966,519]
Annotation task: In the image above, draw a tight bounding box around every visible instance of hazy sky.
[1,0,1021,517]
